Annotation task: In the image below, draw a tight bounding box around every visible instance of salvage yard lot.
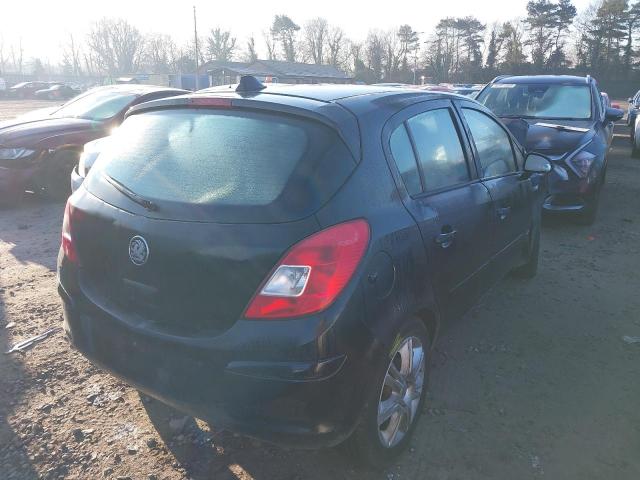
[1,99,640,480]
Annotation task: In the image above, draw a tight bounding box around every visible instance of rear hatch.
[74,103,357,337]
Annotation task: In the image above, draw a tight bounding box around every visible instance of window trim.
[382,98,479,200]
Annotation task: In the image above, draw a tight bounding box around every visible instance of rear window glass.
[88,108,355,223]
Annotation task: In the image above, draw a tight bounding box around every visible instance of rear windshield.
[88,108,356,223]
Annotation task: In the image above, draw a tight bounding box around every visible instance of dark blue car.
[476,75,624,224]
[58,79,550,465]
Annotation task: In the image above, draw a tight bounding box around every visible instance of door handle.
[497,207,511,221]
[435,230,457,249]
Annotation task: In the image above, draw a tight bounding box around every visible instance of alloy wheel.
[377,335,426,449]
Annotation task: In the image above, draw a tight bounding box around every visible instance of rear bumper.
[57,279,373,449]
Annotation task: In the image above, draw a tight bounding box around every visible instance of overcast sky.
[1,0,595,64]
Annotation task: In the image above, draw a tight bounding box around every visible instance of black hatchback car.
[58,79,550,465]
[476,75,624,224]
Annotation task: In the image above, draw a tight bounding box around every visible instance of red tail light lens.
[61,200,78,263]
[245,219,370,319]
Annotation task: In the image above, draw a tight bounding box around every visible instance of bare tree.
[303,18,328,64]
[263,30,277,60]
[0,35,7,73]
[365,31,385,81]
[62,34,83,76]
[10,39,24,74]
[382,29,404,80]
[327,25,347,67]
[243,36,258,62]
[144,34,179,73]
[87,18,146,75]
[206,28,237,62]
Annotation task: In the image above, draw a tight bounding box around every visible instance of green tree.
[525,0,576,68]
[271,15,300,62]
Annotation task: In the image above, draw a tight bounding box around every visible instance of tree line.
[1,0,640,85]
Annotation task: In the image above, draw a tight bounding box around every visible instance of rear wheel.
[43,150,78,201]
[347,318,430,467]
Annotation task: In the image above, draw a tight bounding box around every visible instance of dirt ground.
[1,100,639,480]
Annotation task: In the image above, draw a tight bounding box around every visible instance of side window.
[463,108,517,178]
[389,125,422,196]
[406,108,470,192]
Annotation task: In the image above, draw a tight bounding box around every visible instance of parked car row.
[0,74,625,466]
[0,81,83,100]
[475,75,623,225]
[0,84,188,202]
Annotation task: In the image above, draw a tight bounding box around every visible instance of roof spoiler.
[490,75,512,84]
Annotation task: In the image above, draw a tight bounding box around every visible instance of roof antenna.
[236,75,267,93]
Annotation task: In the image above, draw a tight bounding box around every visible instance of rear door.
[384,99,495,319]
[457,103,533,272]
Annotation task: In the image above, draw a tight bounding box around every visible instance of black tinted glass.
[390,125,422,196]
[463,109,517,178]
[407,109,469,191]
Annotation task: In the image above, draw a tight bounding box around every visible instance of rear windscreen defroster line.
[87,108,356,223]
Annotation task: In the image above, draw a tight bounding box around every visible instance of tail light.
[245,219,370,319]
[61,200,79,263]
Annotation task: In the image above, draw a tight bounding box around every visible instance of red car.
[0,84,187,203]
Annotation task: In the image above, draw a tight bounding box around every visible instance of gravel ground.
[1,100,639,479]
[0,99,62,120]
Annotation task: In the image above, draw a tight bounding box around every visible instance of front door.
[458,105,533,274]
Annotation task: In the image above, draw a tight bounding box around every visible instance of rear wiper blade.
[102,174,158,212]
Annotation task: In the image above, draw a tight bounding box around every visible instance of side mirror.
[524,153,552,174]
[605,107,624,122]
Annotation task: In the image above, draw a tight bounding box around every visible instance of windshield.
[53,89,137,121]
[477,84,593,120]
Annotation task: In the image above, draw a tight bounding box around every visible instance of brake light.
[189,97,233,108]
[244,219,370,319]
[61,200,78,263]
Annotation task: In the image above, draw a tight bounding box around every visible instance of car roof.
[197,83,415,102]
[492,75,593,86]
[86,84,187,96]
[129,82,473,164]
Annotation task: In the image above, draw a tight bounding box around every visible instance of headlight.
[566,141,595,179]
[77,151,99,177]
[0,148,35,160]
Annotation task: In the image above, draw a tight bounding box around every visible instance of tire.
[512,219,540,279]
[633,134,640,158]
[42,150,79,201]
[346,317,431,468]
[577,182,601,226]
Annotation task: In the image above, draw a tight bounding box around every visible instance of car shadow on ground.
[0,195,65,272]
[0,296,40,479]
[139,393,371,480]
